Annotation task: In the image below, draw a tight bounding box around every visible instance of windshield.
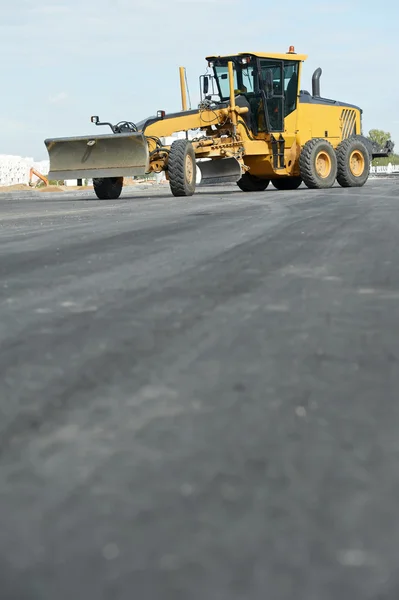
[213,60,255,100]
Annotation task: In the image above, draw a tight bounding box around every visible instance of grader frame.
[45,47,392,199]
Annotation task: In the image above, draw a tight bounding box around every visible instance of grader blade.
[45,132,149,180]
[196,157,242,185]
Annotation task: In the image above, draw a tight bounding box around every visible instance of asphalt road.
[1,179,399,600]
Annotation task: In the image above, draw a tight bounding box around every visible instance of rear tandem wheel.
[335,137,370,187]
[299,138,337,189]
[271,177,302,190]
[236,172,270,192]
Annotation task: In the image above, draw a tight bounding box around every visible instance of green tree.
[368,129,391,147]
[372,155,399,166]
[367,129,398,166]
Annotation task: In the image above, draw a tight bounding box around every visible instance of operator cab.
[202,48,304,135]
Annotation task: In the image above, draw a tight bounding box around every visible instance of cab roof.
[206,51,308,62]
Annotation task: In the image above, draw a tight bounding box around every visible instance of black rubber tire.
[351,134,373,160]
[336,137,370,187]
[237,173,270,192]
[93,177,123,200]
[271,177,302,190]
[168,139,196,197]
[299,138,337,189]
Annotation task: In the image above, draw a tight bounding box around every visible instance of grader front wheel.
[93,177,123,200]
[168,139,196,197]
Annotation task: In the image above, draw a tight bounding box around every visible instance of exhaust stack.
[312,68,322,97]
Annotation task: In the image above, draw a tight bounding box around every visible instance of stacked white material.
[370,164,399,174]
[0,155,49,186]
[0,155,30,186]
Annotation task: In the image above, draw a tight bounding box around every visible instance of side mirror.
[203,76,209,95]
[91,115,99,124]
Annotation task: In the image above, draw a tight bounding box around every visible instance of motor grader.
[45,47,392,199]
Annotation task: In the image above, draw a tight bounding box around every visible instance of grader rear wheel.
[168,139,196,197]
[237,172,270,192]
[336,137,370,187]
[299,138,337,189]
[271,177,302,190]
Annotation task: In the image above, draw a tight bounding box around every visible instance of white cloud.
[31,5,70,14]
[48,92,68,105]
[0,117,26,133]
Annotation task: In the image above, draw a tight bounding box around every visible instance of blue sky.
[1,0,398,159]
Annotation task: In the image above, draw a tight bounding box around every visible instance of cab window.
[284,61,299,116]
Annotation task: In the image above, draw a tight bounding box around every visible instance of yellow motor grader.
[45,47,393,199]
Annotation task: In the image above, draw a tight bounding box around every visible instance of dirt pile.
[0,184,31,192]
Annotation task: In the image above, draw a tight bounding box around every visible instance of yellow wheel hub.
[185,154,194,184]
[315,151,332,179]
[349,150,365,177]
